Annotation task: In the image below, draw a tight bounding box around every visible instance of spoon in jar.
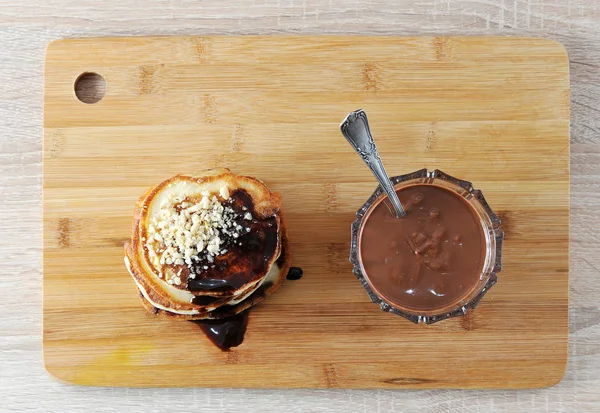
[340,109,406,218]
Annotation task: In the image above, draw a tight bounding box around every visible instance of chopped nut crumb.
[145,190,250,279]
[219,185,230,200]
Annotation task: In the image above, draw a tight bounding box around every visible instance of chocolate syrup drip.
[182,190,287,351]
[191,311,250,351]
[190,295,221,306]
[286,267,304,280]
[187,277,236,293]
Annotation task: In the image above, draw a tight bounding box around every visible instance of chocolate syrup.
[190,295,221,306]
[188,277,233,292]
[286,267,304,280]
[360,184,486,312]
[192,311,250,351]
[184,190,284,351]
[191,283,272,351]
[184,190,279,293]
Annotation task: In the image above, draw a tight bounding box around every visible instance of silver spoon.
[340,109,406,218]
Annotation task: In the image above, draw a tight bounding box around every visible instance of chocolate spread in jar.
[359,184,486,313]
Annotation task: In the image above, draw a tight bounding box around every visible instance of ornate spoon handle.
[340,109,406,218]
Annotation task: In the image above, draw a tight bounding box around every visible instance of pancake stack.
[124,168,290,320]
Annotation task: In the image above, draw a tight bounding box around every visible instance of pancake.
[124,168,291,320]
[135,227,291,320]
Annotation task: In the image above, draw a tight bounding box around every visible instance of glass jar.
[350,168,504,324]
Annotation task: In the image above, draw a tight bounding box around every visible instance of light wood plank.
[43,36,570,389]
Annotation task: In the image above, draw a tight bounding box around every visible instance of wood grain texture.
[2,0,600,411]
[43,36,569,389]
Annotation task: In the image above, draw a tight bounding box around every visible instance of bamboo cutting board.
[43,36,570,389]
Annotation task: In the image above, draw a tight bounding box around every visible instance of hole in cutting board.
[74,72,107,104]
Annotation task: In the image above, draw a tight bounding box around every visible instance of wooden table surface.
[1,1,599,412]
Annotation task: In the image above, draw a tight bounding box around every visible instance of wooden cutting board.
[43,36,570,389]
